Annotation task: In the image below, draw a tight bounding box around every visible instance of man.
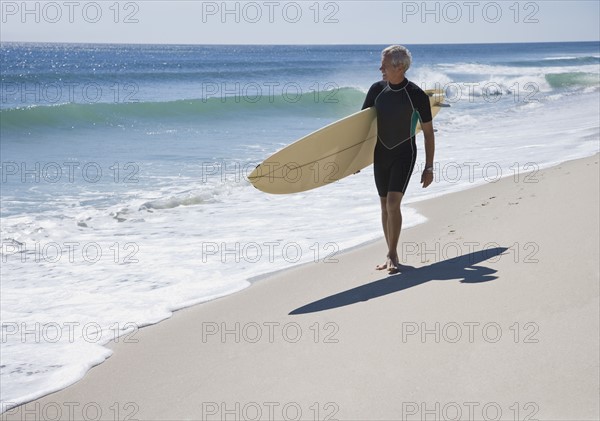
[362,45,435,274]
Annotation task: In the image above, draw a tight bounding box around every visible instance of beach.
[3,43,600,409]
[3,154,598,420]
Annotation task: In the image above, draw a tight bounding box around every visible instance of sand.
[3,155,599,420]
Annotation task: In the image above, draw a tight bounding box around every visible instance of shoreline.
[3,154,599,420]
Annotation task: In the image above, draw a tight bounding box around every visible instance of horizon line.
[1,40,599,47]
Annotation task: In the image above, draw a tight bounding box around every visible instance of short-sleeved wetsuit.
[362,79,432,197]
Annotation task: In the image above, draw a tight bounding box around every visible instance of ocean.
[1,42,599,410]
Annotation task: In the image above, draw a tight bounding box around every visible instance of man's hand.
[421,169,433,188]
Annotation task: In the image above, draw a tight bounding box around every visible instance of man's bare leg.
[376,196,390,270]
[376,192,404,272]
[385,191,403,273]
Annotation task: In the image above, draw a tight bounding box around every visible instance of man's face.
[380,55,404,82]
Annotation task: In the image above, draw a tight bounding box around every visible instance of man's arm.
[420,121,435,188]
[362,81,383,110]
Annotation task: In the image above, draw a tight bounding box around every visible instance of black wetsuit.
[362,79,432,197]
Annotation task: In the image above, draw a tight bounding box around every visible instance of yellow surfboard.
[248,89,445,194]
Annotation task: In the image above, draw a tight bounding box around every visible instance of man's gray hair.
[382,45,412,72]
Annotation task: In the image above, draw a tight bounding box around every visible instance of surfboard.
[248,89,445,194]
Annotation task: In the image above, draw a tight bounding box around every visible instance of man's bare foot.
[376,254,390,270]
[375,261,389,270]
[387,256,400,274]
[376,254,401,273]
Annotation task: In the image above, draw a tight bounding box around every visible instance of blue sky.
[1,1,599,44]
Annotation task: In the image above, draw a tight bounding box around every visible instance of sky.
[1,0,599,44]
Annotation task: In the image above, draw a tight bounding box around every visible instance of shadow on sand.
[289,247,508,315]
